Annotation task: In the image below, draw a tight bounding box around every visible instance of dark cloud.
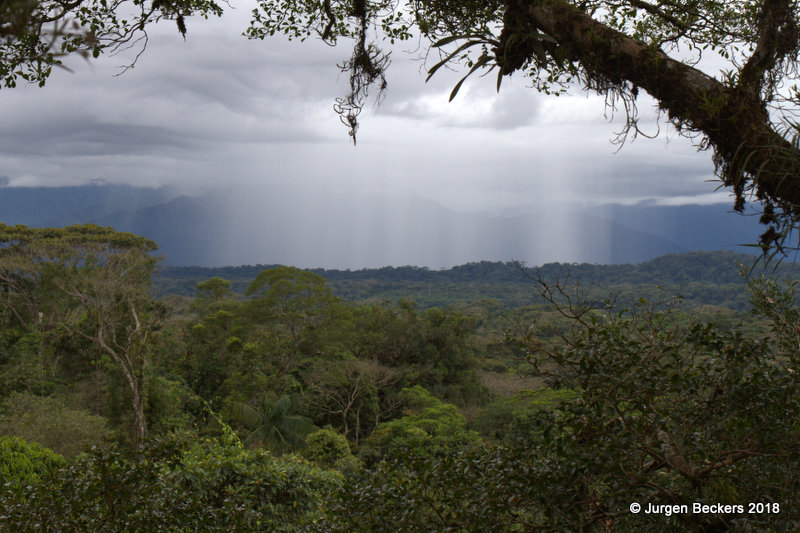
[0,119,196,157]
[0,5,725,214]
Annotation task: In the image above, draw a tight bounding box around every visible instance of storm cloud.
[0,2,731,266]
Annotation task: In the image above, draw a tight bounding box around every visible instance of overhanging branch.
[497,0,800,248]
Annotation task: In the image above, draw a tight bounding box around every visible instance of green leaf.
[449,55,493,102]
[426,40,486,82]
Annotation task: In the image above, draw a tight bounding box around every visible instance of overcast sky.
[0,3,733,213]
[0,4,752,267]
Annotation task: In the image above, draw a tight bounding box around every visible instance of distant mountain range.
[0,184,764,267]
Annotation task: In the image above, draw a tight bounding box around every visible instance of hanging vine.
[333,0,390,144]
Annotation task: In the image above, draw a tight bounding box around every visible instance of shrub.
[0,436,64,487]
[302,428,362,472]
[0,436,341,532]
[359,386,482,465]
[0,392,111,457]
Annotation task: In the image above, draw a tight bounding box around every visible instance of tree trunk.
[96,328,148,444]
[497,0,800,228]
[131,383,147,444]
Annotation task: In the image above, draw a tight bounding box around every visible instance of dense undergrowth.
[1,227,798,531]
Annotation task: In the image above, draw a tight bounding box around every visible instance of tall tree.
[304,358,399,445]
[0,224,162,443]
[243,266,344,377]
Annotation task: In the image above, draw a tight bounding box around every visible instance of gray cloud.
[0,4,730,221]
[0,119,196,157]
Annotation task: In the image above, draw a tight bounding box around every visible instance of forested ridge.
[1,225,799,531]
[156,250,798,310]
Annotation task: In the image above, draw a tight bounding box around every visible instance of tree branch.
[625,0,690,32]
[498,0,800,246]
[739,0,797,98]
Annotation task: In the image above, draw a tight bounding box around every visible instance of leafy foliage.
[503,282,800,530]
[229,394,313,454]
[195,276,233,302]
[0,435,64,487]
[3,226,800,530]
[0,436,339,532]
[359,386,482,465]
[301,428,361,471]
[0,392,111,457]
[313,444,542,532]
[175,437,340,531]
[0,0,223,88]
[0,224,164,443]
[352,302,485,403]
[154,251,787,311]
[472,387,578,444]
[302,358,399,445]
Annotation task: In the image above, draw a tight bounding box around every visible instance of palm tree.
[230,394,313,454]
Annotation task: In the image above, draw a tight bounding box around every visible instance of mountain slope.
[0,185,763,267]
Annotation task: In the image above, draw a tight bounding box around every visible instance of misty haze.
[0,182,764,268]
